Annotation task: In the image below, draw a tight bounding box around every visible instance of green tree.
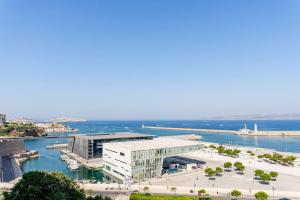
[217,146,225,154]
[198,189,206,200]
[215,167,223,175]
[234,162,243,168]
[255,169,264,177]
[269,171,278,180]
[259,173,271,183]
[234,162,245,173]
[86,195,110,200]
[257,155,264,159]
[255,191,268,200]
[223,162,232,170]
[231,190,242,199]
[204,168,215,177]
[3,171,108,200]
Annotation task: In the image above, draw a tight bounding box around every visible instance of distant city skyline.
[1,0,300,120]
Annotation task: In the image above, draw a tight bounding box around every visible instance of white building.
[103,137,203,183]
[0,114,6,125]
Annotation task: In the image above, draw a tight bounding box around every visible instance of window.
[120,152,125,156]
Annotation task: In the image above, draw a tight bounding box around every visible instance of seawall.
[143,126,300,136]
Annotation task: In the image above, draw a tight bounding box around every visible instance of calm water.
[23,120,300,180]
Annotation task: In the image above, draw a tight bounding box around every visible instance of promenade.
[81,182,300,200]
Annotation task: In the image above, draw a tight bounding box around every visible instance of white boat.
[69,163,80,170]
[60,155,68,161]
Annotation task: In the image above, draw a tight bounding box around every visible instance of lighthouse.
[254,123,258,132]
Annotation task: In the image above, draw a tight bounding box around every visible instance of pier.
[143,126,238,134]
[46,143,68,149]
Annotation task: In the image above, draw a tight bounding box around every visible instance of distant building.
[67,132,153,160]
[103,137,203,182]
[0,114,6,125]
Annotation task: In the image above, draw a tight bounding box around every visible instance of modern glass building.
[103,137,203,183]
[67,132,153,160]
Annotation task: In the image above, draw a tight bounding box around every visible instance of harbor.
[2,120,300,199]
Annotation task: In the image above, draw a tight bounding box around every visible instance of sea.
[22,120,300,181]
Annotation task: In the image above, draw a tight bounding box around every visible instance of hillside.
[0,123,46,137]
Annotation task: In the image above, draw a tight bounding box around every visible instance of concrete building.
[0,138,25,182]
[67,132,153,160]
[0,138,25,156]
[0,114,6,125]
[103,137,203,183]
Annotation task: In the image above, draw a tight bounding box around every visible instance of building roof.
[104,137,201,151]
[161,134,202,141]
[72,132,153,140]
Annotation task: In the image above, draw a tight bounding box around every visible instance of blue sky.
[1,0,300,120]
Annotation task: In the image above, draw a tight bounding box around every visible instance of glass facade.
[131,144,202,180]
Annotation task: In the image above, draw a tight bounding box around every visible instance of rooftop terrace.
[104,137,202,151]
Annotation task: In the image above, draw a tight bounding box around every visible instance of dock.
[46,143,68,149]
[60,149,103,169]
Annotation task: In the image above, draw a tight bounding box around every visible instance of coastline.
[143,126,300,136]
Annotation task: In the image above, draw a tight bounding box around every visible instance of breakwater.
[143,126,300,136]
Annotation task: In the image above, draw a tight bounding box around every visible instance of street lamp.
[272,186,275,198]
